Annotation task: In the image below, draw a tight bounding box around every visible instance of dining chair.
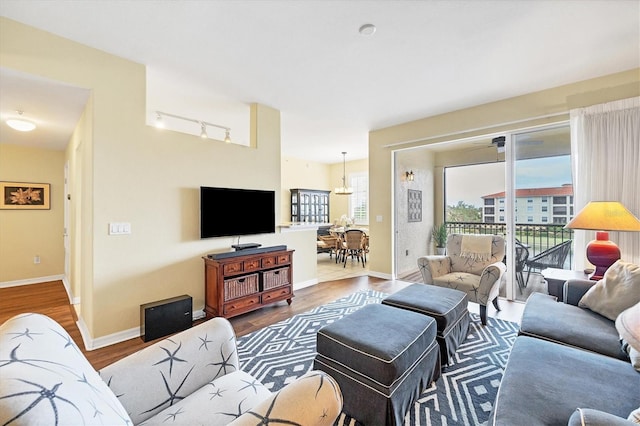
[342,229,366,268]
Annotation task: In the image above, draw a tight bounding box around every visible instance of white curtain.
[570,97,640,269]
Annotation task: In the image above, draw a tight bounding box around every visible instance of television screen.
[200,186,276,238]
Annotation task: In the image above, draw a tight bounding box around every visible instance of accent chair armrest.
[100,317,239,425]
[478,261,507,305]
[229,370,343,426]
[417,255,451,283]
[563,279,597,306]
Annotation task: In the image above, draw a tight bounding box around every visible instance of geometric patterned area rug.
[237,289,519,426]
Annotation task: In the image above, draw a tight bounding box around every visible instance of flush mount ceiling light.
[335,152,354,195]
[359,23,376,36]
[6,110,36,132]
[155,111,231,143]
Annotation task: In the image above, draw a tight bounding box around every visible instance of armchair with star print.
[417,233,506,325]
[0,312,342,426]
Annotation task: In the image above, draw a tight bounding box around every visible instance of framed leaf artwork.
[1,181,51,210]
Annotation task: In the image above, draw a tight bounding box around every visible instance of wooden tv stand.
[203,248,294,319]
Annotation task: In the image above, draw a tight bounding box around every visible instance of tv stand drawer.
[224,294,261,317]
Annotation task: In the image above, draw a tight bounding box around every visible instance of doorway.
[394,123,572,301]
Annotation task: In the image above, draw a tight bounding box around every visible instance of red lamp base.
[585,231,620,280]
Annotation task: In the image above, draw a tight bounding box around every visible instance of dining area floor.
[317,251,370,283]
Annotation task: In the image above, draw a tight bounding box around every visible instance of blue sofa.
[490,279,640,425]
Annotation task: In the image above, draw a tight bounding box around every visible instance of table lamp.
[565,201,640,280]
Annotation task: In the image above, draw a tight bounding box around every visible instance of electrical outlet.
[34,255,41,264]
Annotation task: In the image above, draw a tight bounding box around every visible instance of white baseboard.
[294,278,318,290]
[0,274,65,289]
[79,308,207,351]
[368,270,393,280]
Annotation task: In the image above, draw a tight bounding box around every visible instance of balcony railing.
[445,221,574,268]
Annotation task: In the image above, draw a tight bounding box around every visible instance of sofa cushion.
[144,370,271,425]
[519,292,625,360]
[616,302,640,371]
[579,260,640,321]
[490,336,640,425]
[0,313,132,425]
[567,408,636,426]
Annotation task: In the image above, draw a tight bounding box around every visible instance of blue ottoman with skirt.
[313,303,441,426]
[382,283,470,365]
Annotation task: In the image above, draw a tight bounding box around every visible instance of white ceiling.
[0,0,638,164]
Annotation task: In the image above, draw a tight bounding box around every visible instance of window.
[553,196,567,204]
[527,216,534,222]
[553,206,567,215]
[542,206,548,212]
[542,197,548,203]
[484,199,495,206]
[527,199,533,203]
[542,216,548,222]
[527,206,533,212]
[349,173,368,224]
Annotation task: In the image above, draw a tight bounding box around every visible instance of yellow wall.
[0,18,317,342]
[280,157,331,222]
[0,144,65,282]
[369,69,640,277]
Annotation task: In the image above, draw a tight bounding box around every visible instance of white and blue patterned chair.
[0,312,342,425]
[418,233,506,325]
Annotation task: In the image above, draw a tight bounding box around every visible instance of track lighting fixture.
[155,111,231,143]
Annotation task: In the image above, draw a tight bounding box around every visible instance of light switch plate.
[109,222,132,235]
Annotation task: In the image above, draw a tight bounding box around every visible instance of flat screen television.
[200,186,276,238]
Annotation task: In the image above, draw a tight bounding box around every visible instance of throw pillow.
[579,260,640,320]
[629,407,640,423]
[616,302,640,371]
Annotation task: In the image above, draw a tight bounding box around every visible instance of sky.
[446,155,572,207]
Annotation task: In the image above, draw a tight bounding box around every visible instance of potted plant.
[431,223,448,255]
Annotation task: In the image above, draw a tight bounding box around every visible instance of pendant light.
[335,152,354,195]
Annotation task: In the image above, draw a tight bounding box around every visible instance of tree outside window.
[349,173,368,225]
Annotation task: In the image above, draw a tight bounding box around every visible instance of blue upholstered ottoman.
[382,283,470,365]
[314,303,441,426]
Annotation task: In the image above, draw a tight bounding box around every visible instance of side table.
[540,268,589,302]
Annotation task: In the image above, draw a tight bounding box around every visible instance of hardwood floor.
[0,276,524,371]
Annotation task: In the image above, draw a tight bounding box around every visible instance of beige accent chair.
[417,233,506,325]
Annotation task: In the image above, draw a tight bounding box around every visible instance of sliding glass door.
[440,124,572,301]
[510,125,573,300]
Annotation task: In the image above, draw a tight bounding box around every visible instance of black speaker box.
[140,295,192,342]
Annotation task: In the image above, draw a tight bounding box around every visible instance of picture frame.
[408,189,422,222]
[1,181,51,210]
